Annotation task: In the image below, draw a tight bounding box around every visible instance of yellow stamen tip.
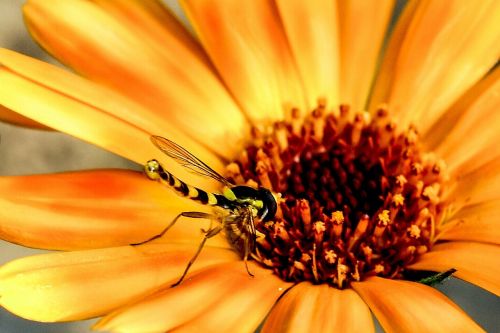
[331,210,344,224]
[301,253,312,262]
[408,225,421,239]
[377,210,390,226]
[313,221,326,234]
[392,193,405,206]
[324,250,337,264]
[396,175,407,187]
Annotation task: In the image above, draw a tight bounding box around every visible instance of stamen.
[298,199,312,233]
[337,262,349,288]
[349,214,369,250]
[331,211,344,237]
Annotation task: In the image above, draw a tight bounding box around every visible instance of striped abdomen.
[144,159,231,207]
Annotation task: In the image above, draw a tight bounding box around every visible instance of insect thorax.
[223,185,277,222]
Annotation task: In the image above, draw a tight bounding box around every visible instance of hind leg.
[131,211,214,246]
[171,224,223,287]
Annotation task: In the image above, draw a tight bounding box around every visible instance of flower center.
[226,103,448,288]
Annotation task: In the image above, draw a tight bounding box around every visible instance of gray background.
[0,1,498,332]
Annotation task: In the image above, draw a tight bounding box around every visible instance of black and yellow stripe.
[145,159,232,208]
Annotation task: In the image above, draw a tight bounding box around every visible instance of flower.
[0,0,499,332]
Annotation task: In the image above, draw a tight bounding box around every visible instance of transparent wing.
[225,209,256,251]
[245,210,256,249]
[150,135,233,186]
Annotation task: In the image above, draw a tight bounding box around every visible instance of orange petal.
[370,0,500,132]
[182,0,306,122]
[0,104,50,130]
[95,262,290,333]
[172,263,291,333]
[434,68,500,173]
[0,170,228,250]
[0,244,238,322]
[23,0,248,158]
[352,277,484,333]
[368,0,419,112]
[446,157,500,212]
[262,282,374,333]
[439,200,500,245]
[90,0,208,63]
[275,0,340,108]
[0,49,224,184]
[338,0,395,111]
[409,241,500,296]
[422,66,500,153]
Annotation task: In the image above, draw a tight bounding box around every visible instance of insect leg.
[200,216,215,234]
[131,211,213,246]
[242,235,254,277]
[243,210,255,277]
[171,224,223,287]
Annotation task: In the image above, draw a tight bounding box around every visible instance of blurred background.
[0,0,498,332]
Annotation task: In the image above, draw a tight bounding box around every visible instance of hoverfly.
[133,136,278,287]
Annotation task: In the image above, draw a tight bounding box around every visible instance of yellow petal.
[338,0,395,111]
[0,170,228,250]
[0,104,50,130]
[370,0,500,132]
[182,0,306,122]
[352,277,484,333]
[409,241,500,296]
[434,68,500,173]
[23,0,248,158]
[262,282,374,333]
[439,200,500,245]
[0,49,223,185]
[275,0,339,108]
[0,244,238,322]
[95,262,290,333]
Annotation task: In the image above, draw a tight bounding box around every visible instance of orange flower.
[1,0,499,332]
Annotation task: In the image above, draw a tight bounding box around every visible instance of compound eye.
[258,188,278,221]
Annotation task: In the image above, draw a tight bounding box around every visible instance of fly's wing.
[151,135,233,186]
[245,210,256,249]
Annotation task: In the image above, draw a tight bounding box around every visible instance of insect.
[133,135,278,287]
